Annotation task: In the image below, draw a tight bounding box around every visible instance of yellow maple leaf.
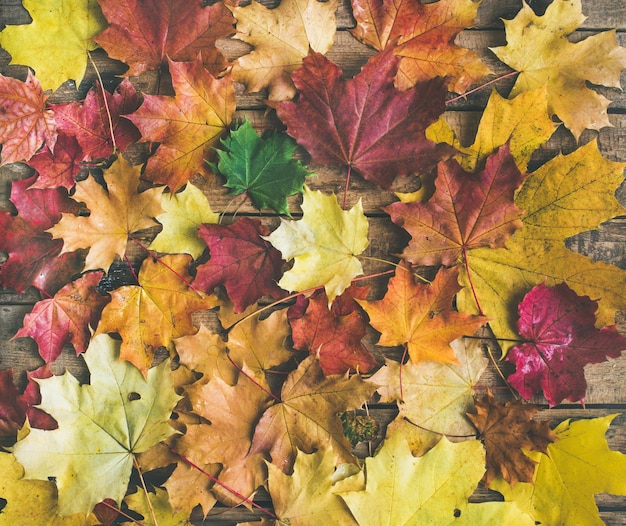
[228,0,337,101]
[0,0,106,91]
[95,254,217,374]
[47,156,163,273]
[265,186,369,304]
[491,0,626,140]
[457,140,626,347]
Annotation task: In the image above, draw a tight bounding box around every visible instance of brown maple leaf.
[358,263,487,364]
[468,390,558,487]
[95,254,218,375]
[350,0,490,92]
[250,355,376,472]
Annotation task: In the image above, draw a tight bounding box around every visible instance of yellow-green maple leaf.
[427,87,558,173]
[228,0,337,100]
[47,156,163,273]
[457,140,626,347]
[339,431,533,525]
[124,487,191,526]
[0,0,106,91]
[265,186,369,304]
[490,0,626,140]
[11,334,180,516]
[149,183,218,259]
[490,414,626,526]
[267,448,358,525]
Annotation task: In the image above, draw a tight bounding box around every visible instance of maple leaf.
[491,0,626,139]
[350,0,490,93]
[457,140,626,347]
[506,282,626,406]
[27,133,84,190]
[176,363,273,508]
[386,146,527,267]
[195,218,285,313]
[53,79,140,161]
[127,56,236,192]
[96,254,218,375]
[94,0,234,77]
[47,156,163,273]
[149,182,219,260]
[339,430,533,526]
[0,175,85,294]
[490,414,626,525]
[220,302,294,374]
[228,0,338,101]
[0,366,56,437]
[426,87,558,173]
[124,487,190,526]
[12,334,181,516]
[370,337,487,437]
[358,264,487,363]
[0,0,106,91]
[213,119,311,215]
[288,287,378,375]
[0,71,56,165]
[13,271,109,363]
[274,48,453,190]
[267,448,358,525]
[467,390,557,486]
[250,355,376,472]
[265,186,369,304]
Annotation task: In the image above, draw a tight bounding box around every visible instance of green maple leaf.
[12,334,181,516]
[339,431,533,525]
[0,0,106,91]
[490,414,626,525]
[213,119,312,215]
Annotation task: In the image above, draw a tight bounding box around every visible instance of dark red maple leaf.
[94,0,235,77]
[194,218,285,313]
[0,366,57,437]
[0,175,85,294]
[13,272,110,363]
[272,47,454,190]
[27,133,84,190]
[386,145,527,266]
[288,285,377,375]
[53,79,140,161]
[507,282,626,406]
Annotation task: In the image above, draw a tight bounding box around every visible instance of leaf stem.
[168,448,278,520]
[133,456,158,526]
[404,417,478,439]
[483,339,521,400]
[358,256,431,284]
[225,350,282,403]
[445,70,519,105]
[87,50,117,154]
[98,499,146,526]
[343,165,353,210]
[462,245,484,316]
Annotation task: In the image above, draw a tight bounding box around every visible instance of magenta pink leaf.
[273,47,453,190]
[13,272,110,363]
[507,282,626,406]
[53,79,140,161]
[27,133,84,190]
[0,175,85,294]
[194,218,285,313]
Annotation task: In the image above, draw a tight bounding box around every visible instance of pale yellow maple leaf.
[228,0,337,100]
[149,182,218,259]
[491,0,626,140]
[490,414,626,526]
[0,0,106,91]
[47,156,163,273]
[265,185,369,304]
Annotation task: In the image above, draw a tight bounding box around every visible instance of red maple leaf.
[273,47,453,190]
[13,272,110,363]
[0,366,57,437]
[0,175,85,294]
[194,218,285,313]
[288,285,378,375]
[95,0,235,77]
[53,79,140,161]
[507,282,626,406]
[386,145,527,266]
[27,133,84,190]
